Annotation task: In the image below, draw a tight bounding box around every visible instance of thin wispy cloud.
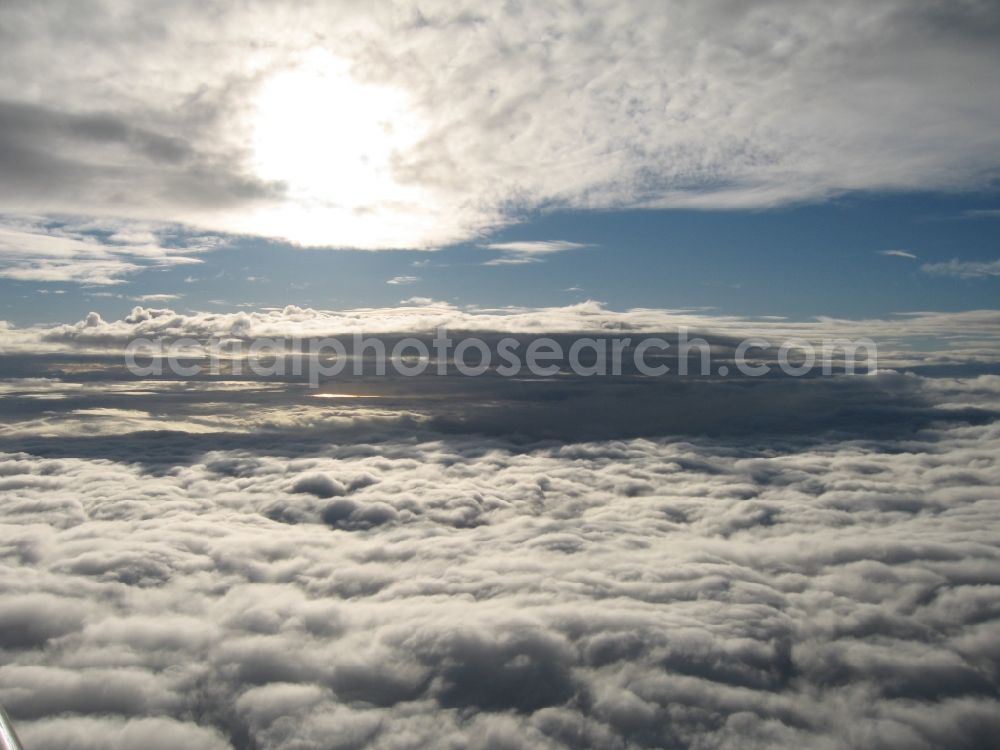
[386,275,419,285]
[483,256,539,266]
[131,293,183,302]
[921,258,1000,279]
[483,240,590,266]
[482,241,590,255]
[879,249,918,260]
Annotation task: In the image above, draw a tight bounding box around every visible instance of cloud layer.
[2,0,999,250]
[1,369,999,749]
[4,302,1000,371]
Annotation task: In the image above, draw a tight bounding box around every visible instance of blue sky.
[4,191,998,325]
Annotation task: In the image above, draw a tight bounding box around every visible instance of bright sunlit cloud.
[234,49,445,248]
[252,50,423,207]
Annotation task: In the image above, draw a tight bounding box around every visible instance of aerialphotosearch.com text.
[125,327,878,386]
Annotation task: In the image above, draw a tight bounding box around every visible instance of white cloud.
[483,240,590,266]
[0,218,209,285]
[483,241,589,255]
[921,258,1000,279]
[131,293,182,302]
[1,1,998,249]
[879,249,917,260]
[482,256,539,266]
[0,373,998,748]
[5,301,1000,369]
[386,275,419,286]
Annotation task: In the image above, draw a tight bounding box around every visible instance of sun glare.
[244,50,433,247]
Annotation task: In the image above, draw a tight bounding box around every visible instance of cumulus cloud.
[0,368,999,748]
[3,302,1000,370]
[19,716,231,750]
[1,1,999,250]
[385,276,419,286]
[0,302,999,750]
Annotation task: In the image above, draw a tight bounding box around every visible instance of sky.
[2,2,1000,750]
[3,193,1000,325]
[0,0,999,328]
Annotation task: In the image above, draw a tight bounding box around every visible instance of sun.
[241,49,434,248]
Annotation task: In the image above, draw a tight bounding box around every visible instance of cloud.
[0,370,999,748]
[386,276,419,286]
[19,716,231,750]
[483,241,590,255]
[5,301,1000,370]
[132,294,183,302]
[481,256,539,266]
[0,218,210,285]
[921,258,1000,279]
[1,1,999,249]
[3,367,995,453]
[483,241,590,265]
[879,249,917,260]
